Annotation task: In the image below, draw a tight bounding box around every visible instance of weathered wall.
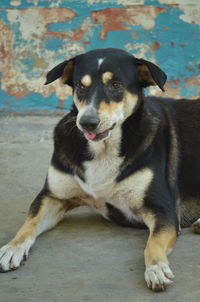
[0,0,199,114]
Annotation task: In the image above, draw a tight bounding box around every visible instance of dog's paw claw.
[0,239,34,272]
[145,262,174,291]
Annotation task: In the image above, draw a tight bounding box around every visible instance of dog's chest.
[76,152,123,199]
[75,147,153,226]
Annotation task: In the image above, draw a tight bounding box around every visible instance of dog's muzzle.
[84,123,116,141]
[79,116,100,132]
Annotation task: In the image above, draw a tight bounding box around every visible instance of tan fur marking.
[10,196,66,246]
[10,195,81,247]
[98,101,122,114]
[102,72,113,84]
[113,168,154,210]
[123,91,139,119]
[144,226,177,266]
[142,212,156,235]
[81,74,92,87]
[137,63,156,86]
[10,218,36,246]
[48,165,83,200]
[76,100,87,109]
[61,60,74,84]
[73,92,87,110]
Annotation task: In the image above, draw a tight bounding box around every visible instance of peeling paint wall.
[0,0,199,114]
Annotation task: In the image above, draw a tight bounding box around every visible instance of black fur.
[106,203,146,228]
[53,105,93,177]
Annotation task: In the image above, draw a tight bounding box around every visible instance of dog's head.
[45,48,166,141]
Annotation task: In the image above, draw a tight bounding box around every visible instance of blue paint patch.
[0,9,10,23]
[144,0,164,6]
[0,0,123,10]
[0,90,72,115]
[45,37,63,50]
[150,7,200,83]
[180,86,199,99]
[86,28,132,51]
[20,57,35,72]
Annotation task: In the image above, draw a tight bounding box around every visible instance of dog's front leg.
[144,215,178,291]
[0,190,79,272]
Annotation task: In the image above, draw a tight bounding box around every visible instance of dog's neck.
[88,125,122,158]
[120,95,160,163]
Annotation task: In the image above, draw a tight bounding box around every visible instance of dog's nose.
[79,116,100,132]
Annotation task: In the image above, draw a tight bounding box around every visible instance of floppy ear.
[45,59,75,86]
[135,58,167,91]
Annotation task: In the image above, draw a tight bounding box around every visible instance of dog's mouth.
[84,123,116,141]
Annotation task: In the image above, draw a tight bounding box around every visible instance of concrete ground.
[0,116,200,302]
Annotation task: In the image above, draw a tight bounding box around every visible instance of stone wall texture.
[0,0,200,114]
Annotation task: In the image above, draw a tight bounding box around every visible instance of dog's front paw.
[0,238,34,272]
[145,261,174,291]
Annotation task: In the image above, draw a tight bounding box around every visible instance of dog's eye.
[110,81,123,89]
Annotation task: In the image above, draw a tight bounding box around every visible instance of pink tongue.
[86,132,96,140]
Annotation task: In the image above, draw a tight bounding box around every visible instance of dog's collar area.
[84,123,116,141]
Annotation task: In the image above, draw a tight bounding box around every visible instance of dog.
[1,48,200,291]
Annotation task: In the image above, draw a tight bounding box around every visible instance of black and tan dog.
[1,48,200,291]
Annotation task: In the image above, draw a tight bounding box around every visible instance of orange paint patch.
[71,19,92,41]
[57,99,65,109]
[92,8,128,40]
[91,6,165,40]
[152,41,161,50]
[45,30,69,39]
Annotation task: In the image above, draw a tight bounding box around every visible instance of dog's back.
[147,96,200,225]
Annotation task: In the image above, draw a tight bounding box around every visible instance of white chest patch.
[76,161,153,224]
[75,151,123,199]
[48,166,82,200]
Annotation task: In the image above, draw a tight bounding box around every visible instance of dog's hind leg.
[192,218,200,234]
[0,190,80,272]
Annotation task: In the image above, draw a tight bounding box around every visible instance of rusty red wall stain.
[92,6,165,40]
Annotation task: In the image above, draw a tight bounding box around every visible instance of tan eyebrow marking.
[81,74,92,87]
[102,72,113,84]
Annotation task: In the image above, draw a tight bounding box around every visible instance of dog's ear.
[135,58,167,91]
[45,59,75,86]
